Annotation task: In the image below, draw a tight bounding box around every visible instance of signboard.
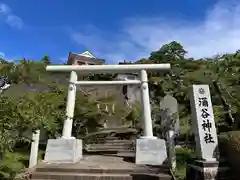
[189,85,218,160]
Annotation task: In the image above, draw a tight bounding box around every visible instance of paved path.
[33,155,172,180]
[41,155,141,169]
[39,155,168,172]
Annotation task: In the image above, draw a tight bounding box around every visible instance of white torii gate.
[46,64,171,140]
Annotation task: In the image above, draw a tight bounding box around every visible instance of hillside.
[1,42,240,127]
[0,41,239,179]
[0,58,128,105]
[0,57,138,138]
[1,42,240,129]
[124,42,239,134]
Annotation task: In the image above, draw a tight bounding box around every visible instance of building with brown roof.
[67,51,105,65]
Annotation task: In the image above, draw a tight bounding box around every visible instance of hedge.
[218,131,240,176]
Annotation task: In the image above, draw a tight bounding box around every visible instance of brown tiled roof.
[67,52,105,65]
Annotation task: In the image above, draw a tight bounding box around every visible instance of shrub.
[0,151,29,180]
[174,147,196,180]
[218,131,240,176]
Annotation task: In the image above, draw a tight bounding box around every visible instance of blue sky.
[0,0,239,64]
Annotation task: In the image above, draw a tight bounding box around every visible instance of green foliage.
[73,93,108,136]
[88,73,115,81]
[0,151,29,180]
[40,55,51,65]
[0,91,65,153]
[174,147,196,180]
[0,96,31,152]
[133,41,240,135]
[149,41,187,62]
[124,102,141,127]
[219,131,240,176]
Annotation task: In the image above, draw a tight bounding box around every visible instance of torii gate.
[44,63,171,164]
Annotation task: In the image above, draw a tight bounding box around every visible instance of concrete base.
[186,160,233,180]
[135,138,167,165]
[44,139,82,163]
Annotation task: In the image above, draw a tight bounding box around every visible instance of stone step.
[86,143,134,147]
[92,151,136,158]
[36,165,170,174]
[32,172,172,180]
[105,136,129,141]
[85,148,134,152]
[86,140,135,145]
[86,144,134,148]
[85,141,135,145]
[85,148,135,152]
[116,152,136,157]
[105,141,134,145]
[85,144,133,147]
[85,145,135,152]
[104,140,135,143]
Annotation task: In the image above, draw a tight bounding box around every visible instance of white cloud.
[0,52,19,62]
[70,0,240,63]
[0,3,11,14]
[0,3,23,29]
[6,15,23,29]
[0,52,5,58]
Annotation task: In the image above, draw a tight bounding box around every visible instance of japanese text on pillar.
[198,88,215,144]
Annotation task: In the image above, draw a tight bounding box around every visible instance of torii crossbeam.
[46,64,171,139]
[44,63,171,164]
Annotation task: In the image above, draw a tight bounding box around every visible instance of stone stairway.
[29,155,172,180]
[84,139,136,157]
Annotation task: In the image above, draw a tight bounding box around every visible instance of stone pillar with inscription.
[190,85,218,161]
[186,85,230,180]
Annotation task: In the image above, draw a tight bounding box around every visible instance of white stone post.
[62,71,78,139]
[139,70,155,139]
[166,130,176,170]
[189,85,218,161]
[29,130,40,168]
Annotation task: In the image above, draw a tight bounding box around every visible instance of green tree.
[41,55,51,66]
[149,41,187,62]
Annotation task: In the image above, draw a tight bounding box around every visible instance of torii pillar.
[43,64,171,165]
